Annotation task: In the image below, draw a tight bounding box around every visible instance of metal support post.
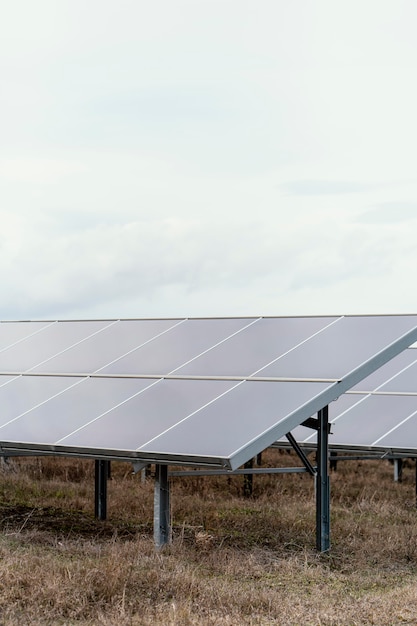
[330,452,338,472]
[394,458,403,483]
[415,460,417,509]
[316,406,330,552]
[243,458,254,497]
[94,459,109,520]
[154,464,171,548]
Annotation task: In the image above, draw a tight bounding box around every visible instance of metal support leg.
[316,406,330,552]
[243,458,254,497]
[415,460,417,509]
[154,464,171,548]
[95,459,109,520]
[394,458,403,483]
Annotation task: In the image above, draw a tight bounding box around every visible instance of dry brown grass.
[1,451,417,624]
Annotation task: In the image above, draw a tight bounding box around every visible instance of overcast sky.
[1,0,417,319]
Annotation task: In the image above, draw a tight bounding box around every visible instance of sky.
[1,0,417,320]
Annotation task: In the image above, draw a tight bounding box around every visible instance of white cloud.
[0,0,417,318]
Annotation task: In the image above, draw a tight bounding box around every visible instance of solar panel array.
[0,315,416,469]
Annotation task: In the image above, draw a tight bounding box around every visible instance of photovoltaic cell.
[58,379,236,451]
[351,348,417,392]
[0,321,53,351]
[0,375,81,428]
[0,321,112,372]
[99,318,256,375]
[328,394,417,447]
[174,317,337,377]
[0,377,153,444]
[376,361,417,393]
[30,318,182,374]
[259,316,417,379]
[375,413,417,449]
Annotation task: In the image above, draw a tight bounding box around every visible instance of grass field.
[1,450,417,625]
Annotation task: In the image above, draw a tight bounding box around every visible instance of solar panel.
[258,316,417,380]
[0,321,53,351]
[98,317,257,376]
[329,394,417,448]
[375,412,417,450]
[0,321,112,371]
[0,315,416,469]
[172,317,338,377]
[0,376,150,444]
[3,319,183,374]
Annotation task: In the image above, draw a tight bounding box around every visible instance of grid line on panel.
[371,407,417,446]
[55,379,163,444]
[0,321,57,356]
[0,377,86,431]
[167,317,261,374]
[136,381,246,451]
[26,320,120,373]
[93,318,188,373]
[250,316,344,377]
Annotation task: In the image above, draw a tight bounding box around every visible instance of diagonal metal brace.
[285,432,316,476]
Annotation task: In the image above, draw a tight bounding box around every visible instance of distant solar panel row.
[285,347,417,454]
[0,315,416,469]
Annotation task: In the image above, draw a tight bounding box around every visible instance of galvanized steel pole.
[94,459,109,520]
[154,464,171,548]
[316,406,330,552]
